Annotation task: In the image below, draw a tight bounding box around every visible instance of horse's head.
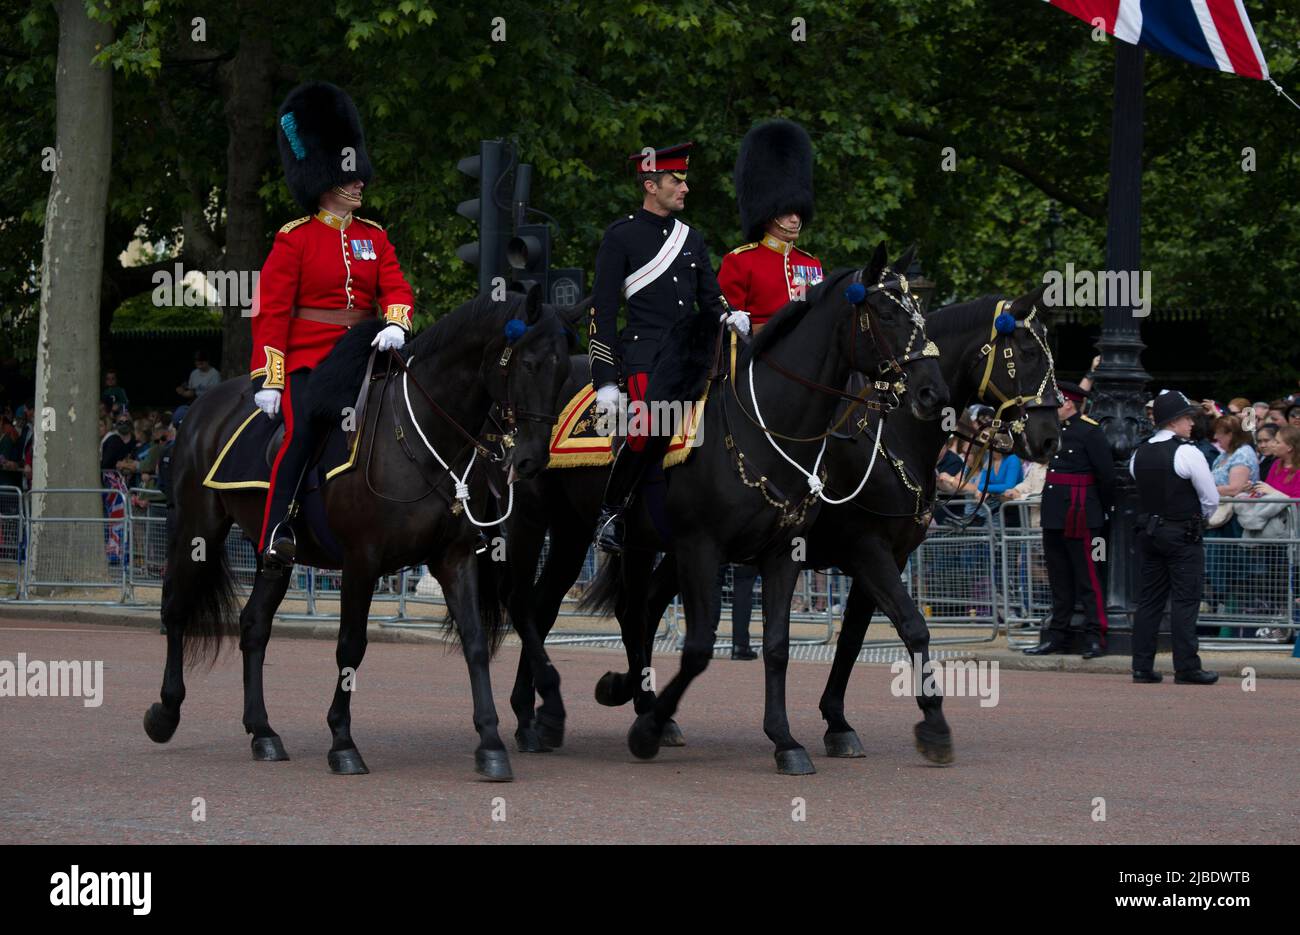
[848,242,949,420]
[961,284,1060,463]
[481,283,583,480]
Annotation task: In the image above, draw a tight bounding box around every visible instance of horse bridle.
[960,299,1058,455]
[481,337,560,455]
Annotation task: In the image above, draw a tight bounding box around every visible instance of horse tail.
[577,551,622,617]
[181,536,240,668]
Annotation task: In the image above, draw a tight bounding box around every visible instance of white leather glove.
[254,388,281,417]
[372,323,407,352]
[723,308,751,337]
[594,383,621,421]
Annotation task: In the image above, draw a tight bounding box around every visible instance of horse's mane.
[740,268,856,366]
[407,291,522,359]
[925,295,1003,340]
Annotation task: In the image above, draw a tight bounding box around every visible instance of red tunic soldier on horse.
[251,81,415,571]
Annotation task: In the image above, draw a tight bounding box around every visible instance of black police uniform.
[1131,436,1209,677]
[1031,411,1115,655]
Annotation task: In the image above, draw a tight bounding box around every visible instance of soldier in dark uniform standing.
[1129,390,1220,685]
[589,141,746,553]
[1025,380,1115,658]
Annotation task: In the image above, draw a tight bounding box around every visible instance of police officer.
[1025,380,1115,658]
[1128,390,1221,685]
[252,82,414,571]
[590,141,746,553]
[718,119,824,329]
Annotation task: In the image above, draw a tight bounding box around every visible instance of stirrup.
[595,507,625,555]
[261,521,297,574]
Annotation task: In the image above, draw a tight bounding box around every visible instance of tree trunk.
[30,0,114,585]
[217,6,277,378]
[34,0,113,495]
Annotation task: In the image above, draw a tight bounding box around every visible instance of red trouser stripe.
[258,378,295,550]
[1082,537,1109,638]
[625,371,649,453]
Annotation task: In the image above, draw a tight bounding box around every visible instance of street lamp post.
[1088,41,1152,650]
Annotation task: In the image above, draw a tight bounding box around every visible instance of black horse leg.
[324,562,376,775]
[643,556,685,745]
[820,576,876,758]
[436,549,512,782]
[860,550,955,765]
[627,542,719,761]
[504,512,558,753]
[756,556,815,775]
[241,566,293,761]
[143,566,189,744]
[515,521,586,750]
[617,550,657,719]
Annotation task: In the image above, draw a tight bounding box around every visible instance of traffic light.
[507,223,550,294]
[455,140,512,295]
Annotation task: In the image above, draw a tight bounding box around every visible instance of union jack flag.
[1044,0,1270,80]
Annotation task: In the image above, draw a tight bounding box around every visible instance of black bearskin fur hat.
[277,81,373,214]
[735,119,815,244]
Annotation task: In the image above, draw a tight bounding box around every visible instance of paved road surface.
[1,618,1295,844]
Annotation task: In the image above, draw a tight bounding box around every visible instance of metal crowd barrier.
[6,487,1294,655]
[1000,497,1300,652]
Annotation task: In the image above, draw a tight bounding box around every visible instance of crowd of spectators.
[932,371,1300,644]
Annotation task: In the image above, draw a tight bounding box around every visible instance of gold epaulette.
[729,242,760,255]
[356,216,385,230]
[278,216,311,235]
[1081,415,1099,425]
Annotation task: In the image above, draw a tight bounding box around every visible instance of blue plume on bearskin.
[645,310,720,405]
[277,81,373,214]
[735,119,815,244]
[307,318,387,426]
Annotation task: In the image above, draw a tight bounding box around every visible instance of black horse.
[602,286,1061,765]
[805,286,1060,761]
[142,286,578,781]
[578,244,950,774]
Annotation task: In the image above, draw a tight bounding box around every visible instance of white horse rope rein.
[745,357,883,506]
[401,356,514,527]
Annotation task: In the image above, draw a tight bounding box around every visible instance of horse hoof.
[627,714,662,760]
[536,716,565,750]
[775,747,817,775]
[824,730,866,758]
[660,719,686,747]
[142,704,179,744]
[594,671,625,707]
[514,725,551,754]
[913,722,955,766]
[475,748,514,782]
[327,747,368,774]
[251,735,290,761]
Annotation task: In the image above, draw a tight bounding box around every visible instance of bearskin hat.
[276,81,373,214]
[735,119,815,244]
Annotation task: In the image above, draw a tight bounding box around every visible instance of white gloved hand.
[254,388,281,417]
[594,383,621,421]
[372,323,407,352]
[723,308,751,337]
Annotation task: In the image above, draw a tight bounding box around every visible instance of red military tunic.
[717,233,824,329]
[250,209,414,388]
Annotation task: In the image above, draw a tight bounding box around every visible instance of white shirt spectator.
[187,366,221,397]
[1128,429,1220,519]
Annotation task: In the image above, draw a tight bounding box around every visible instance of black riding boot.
[595,441,652,554]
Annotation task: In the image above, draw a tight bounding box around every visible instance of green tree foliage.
[2,0,1297,395]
